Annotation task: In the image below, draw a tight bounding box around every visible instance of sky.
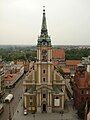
[0,0,90,45]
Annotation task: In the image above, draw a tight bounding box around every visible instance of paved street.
[12,99,79,120]
[0,74,25,120]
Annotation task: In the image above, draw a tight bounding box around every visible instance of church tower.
[23,7,65,114]
[37,6,52,84]
[36,6,53,112]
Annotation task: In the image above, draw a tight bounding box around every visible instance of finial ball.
[43,6,45,13]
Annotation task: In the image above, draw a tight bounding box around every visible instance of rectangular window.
[30,96,32,99]
[43,94,46,98]
[43,70,45,73]
[30,102,32,106]
[43,78,45,82]
[81,90,84,94]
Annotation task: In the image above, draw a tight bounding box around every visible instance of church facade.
[23,7,66,113]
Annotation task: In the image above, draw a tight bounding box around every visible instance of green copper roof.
[53,85,63,94]
[37,6,51,46]
[40,6,48,37]
[27,85,36,93]
[38,36,51,41]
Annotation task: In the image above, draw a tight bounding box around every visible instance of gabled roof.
[36,85,52,91]
[52,49,65,59]
[66,60,80,66]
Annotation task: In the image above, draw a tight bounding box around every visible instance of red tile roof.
[52,49,65,59]
[66,60,80,66]
[62,67,70,73]
[5,76,15,81]
[4,73,16,81]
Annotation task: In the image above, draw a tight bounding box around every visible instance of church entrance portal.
[42,103,46,112]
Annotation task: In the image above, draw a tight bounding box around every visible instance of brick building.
[73,64,90,107]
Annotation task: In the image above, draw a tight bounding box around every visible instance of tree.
[77,102,85,119]
[65,48,90,60]
[57,67,64,76]
[77,100,90,119]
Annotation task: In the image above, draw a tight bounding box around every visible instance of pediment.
[36,84,52,91]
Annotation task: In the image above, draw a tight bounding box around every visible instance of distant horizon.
[0,44,90,46]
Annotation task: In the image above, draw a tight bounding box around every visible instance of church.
[23,7,66,113]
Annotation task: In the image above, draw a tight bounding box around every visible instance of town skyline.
[0,0,90,45]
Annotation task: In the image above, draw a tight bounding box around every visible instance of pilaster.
[54,70,56,81]
[24,96,27,108]
[37,92,42,113]
[32,70,35,82]
[61,95,64,110]
[48,49,50,61]
[47,92,52,112]
[38,64,41,84]
[48,64,50,84]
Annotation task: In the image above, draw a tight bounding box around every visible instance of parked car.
[24,109,28,115]
[4,94,14,103]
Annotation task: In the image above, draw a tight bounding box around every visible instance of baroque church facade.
[23,7,66,113]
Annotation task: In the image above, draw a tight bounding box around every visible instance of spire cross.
[43,6,45,9]
[43,6,45,13]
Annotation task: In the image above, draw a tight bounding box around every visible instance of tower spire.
[41,6,48,37]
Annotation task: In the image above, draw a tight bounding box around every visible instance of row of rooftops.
[0,60,25,82]
[0,49,90,80]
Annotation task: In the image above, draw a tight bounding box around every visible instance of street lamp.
[60,110,64,120]
[33,113,35,120]
[32,111,35,120]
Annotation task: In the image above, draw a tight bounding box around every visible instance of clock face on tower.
[42,39,47,46]
[42,49,47,62]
